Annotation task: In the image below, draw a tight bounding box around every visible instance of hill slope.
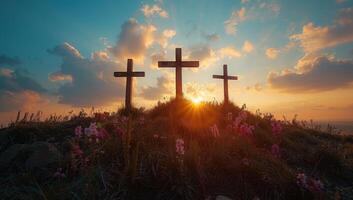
[0,99,353,200]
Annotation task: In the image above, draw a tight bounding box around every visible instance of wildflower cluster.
[209,124,220,137]
[94,112,110,121]
[233,111,255,136]
[242,158,250,166]
[176,138,185,155]
[53,168,66,178]
[75,122,108,142]
[271,120,283,136]
[296,173,324,193]
[271,144,281,158]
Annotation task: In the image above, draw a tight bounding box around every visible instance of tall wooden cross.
[114,59,145,112]
[213,64,238,104]
[158,48,199,99]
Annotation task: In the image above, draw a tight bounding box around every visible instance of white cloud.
[158,29,176,48]
[242,40,254,53]
[219,46,242,58]
[109,19,157,63]
[224,7,246,35]
[202,32,220,42]
[259,3,280,15]
[266,48,279,59]
[141,4,168,18]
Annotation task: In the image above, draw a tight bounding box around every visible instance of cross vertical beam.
[175,48,182,99]
[223,64,229,104]
[125,59,133,111]
[212,64,238,104]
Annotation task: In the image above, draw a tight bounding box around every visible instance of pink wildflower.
[297,172,324,192]
[271,144,281,158]
[227,112,233,121]
[138,117,145,125]
[239,123,255,136]
[271,120,283,136]
[53,168,66,178]
[297,173,308,189]
[233,117,242,129]
[209,124,220,137]
[242,158,250,166]
[233,111,255,136]
[75,126,83,137]
[97,128,108,139]
[72,144,84,158]
[307,179,324,192]
[94,112,109,121]
[116,127,124,137]
[176,138,185,155]
[84,122,99,137]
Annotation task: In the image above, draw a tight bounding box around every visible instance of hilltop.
[0,99,352,200]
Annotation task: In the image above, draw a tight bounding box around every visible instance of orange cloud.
[224,7,246,35]
[140,74,174,100]
[49,71,72,82]
[188,44,219,67]
[242,40,254,53]
[290,8,353,53]
[184,82,217,100]
[0,90,45,112]
[266,48,279,59]
[219,46,242,58]
[268,54,353,92]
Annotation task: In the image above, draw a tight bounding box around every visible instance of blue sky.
[1,0,353,123]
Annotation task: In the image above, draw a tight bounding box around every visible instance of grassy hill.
[0,99,352,200]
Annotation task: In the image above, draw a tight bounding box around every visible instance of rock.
[0,142,62,170]
[25,142,62,169]
[0,144,30,168]
[0,131,12,151]
[215,195,233,200]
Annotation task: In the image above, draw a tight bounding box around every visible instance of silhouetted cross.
[114,59,145,112]
[213,64,238,104]
[158,48,199,99]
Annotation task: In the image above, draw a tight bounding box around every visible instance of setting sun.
[191,96,203,105]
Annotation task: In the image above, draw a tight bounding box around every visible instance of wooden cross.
[158,48,199,99]
[114,59,145,112]
[213,64,238,104]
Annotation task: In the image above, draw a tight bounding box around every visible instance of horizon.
[1,0,353,126]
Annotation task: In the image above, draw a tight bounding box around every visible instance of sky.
[1,0,353,125]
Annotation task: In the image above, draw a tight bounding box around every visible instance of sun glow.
[191,96,203,105]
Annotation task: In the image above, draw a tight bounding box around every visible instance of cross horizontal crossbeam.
[212,75,238,80]
[114,72,145,77]
[158,61,199,68]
